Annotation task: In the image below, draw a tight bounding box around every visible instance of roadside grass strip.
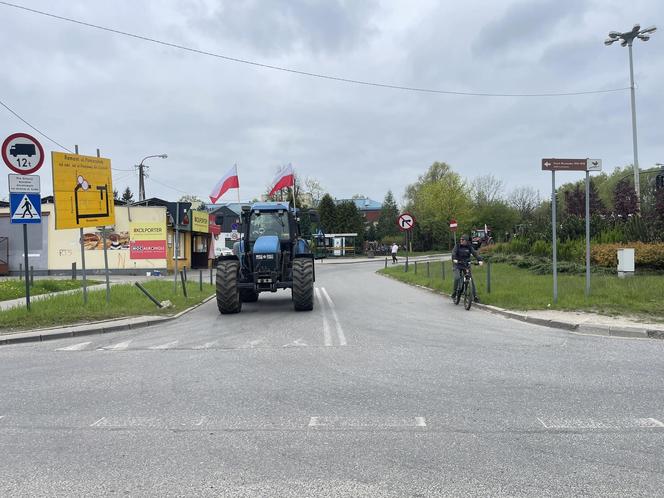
[0,280,215,332]
[0,279,100,301]
[379,262,663,321]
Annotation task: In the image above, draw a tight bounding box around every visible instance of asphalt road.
[1,261,663,497]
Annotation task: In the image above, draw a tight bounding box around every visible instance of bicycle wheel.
[463,278,473,310]
[454,282,463,305]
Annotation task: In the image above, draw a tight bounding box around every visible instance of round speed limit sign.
[2,132,45,175]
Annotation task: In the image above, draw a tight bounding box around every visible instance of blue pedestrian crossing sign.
[10,192,41,224]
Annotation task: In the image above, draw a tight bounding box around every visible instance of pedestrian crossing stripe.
[11,194,40,220]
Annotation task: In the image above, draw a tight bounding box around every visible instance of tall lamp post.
[605,24,656,213]
[136,154,168,202]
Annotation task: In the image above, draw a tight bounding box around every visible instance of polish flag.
[268,163,295,196]
[209,164,240,204]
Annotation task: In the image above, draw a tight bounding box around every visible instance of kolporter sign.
[129,221,167,260]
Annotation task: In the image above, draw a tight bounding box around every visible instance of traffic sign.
[397,212,416,232]
[2,133,45,175]
[51,151,115,229]
[9,192,41,224]
[9,174,40,193]
[449,219,458,232]
[541,158,602,172]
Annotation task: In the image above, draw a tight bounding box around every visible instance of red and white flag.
[209,164,240,204]
[268,163,295,196]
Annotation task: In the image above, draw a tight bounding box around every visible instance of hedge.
[591,243,664,269]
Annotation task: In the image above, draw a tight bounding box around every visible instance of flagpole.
[235,163,241,204]
[291,164,297,213]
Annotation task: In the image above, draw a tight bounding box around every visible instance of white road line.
[90,417,106,427]
[315,288,333,347]
[308,417,320,427]
[321,287,347,346]
[283,338,307,348]
[536,417,549,429]
[98,340,132,351]
[415,417,427,427]
[648,418,664,427]
[0,416,5,421]
[56,341,92,351]
[149,340,179,350]
[194,341,219,350]
[240,339,263,349]
[195,416,207,426]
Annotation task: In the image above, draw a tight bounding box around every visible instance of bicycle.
[453,261,478,310]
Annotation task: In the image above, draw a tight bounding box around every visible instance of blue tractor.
[215,202,315,313]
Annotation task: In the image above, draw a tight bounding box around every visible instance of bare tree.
[471,174,504,206]
[508,186,540,220]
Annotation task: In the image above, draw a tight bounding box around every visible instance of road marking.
[321,287,347,346]
[315,288,333,346]
[149,340,179,350]
[195,416,207,426]
[0,416,5,421]
[647,418,664,427]
[56,341,91,351]
[240,339,263,349]
[98,340,131,351]
[193,341,219,350]
[307,416,426,428]
[283,338,307,348]
[537,417,664,429]
[90,417,106,427]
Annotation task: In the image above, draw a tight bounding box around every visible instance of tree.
[113,189,119,200]
[318,194,337,233]
[121,187,134,203]
[336,200,365,249]
[376,190,399,240]
[508,186,540,221]
[302,177,325,207]
[471,174,504,207]
[179,194,205,209]
[613,178,639,218]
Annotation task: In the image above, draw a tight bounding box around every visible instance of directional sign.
[2,133,45,175]
[397,212,416,232]
[9,173,40,193]
[542,158,602,172]
[9,192,41,224]
[51,151,115,229]
[449,219,458,232]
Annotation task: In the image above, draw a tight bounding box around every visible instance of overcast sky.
[1,0,663,205]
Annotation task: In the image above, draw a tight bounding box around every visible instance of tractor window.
[249,212,290,241]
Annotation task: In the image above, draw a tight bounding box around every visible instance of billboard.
[191,210,209,233]
[52,152,115,229]
[129,221,167,259]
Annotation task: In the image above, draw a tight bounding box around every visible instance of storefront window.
[194,235,208,253]
[173,232,185,259]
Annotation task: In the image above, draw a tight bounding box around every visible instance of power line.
[149,176,190,195]
[0,1,631,98]
[0,97,73,152]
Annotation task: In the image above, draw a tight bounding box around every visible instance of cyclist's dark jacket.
[452,243,482,269]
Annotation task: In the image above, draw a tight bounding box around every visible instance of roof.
[251,202,290,211]
[204,202,250,215]
[335,198,382,211]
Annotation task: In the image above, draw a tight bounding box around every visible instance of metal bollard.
[486,261,492,294]
[385,257,388,269]
[72,262,77,280]
[134,282,163,308]
[210,266,214,285]
[183,266,187,282]
[404,260,409,272]
[199,270,203,292]
[19,263,22,281]
[427,261,430,278]
[180,270,188,297]
[414,261,418,275]
[442,260,446,280]
[30,266,34,286]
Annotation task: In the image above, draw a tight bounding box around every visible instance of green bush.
[558,239,584,263]
[531,240,551,258]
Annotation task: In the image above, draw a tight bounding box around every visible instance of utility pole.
[136,154,168,202]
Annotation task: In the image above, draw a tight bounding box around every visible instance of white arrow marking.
[56,341,91,351]
[98,340,131,351]
[283,338,307,348]
[149,340,179,350]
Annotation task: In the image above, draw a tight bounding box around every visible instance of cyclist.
[451,234,483,302]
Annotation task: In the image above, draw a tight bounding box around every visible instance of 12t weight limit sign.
[2,133,45,175]
[397,212,416,232]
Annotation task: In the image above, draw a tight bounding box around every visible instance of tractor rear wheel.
[216,260,242,314]
[292,258,314,311]
[240,289,259,302]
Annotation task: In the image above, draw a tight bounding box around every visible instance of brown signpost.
[542,158,587,171]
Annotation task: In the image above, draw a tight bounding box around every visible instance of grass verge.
[379,260,663,322]
[0,279,100,301]
[0,280,215,332]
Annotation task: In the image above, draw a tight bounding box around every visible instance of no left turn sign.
[397,212,416,232]
[2,132,45,175]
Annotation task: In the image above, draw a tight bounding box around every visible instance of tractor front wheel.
[292,258,314,311]
[216,260,242,314]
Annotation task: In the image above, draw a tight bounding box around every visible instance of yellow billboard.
[129,221,166,241]
[52,151,115,229]
[191,210,209,233]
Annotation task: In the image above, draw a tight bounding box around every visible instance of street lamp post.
[136,154,168,201]
[605,24,656,213]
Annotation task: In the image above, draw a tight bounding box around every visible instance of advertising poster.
[129,221,167,259]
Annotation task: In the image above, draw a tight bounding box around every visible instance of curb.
[378,272,663,341]
[0,294,216,346]
[322,254,450,265]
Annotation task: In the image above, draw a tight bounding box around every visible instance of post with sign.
[542,158,602,302]
[3,132,45,310]
[449,219,458,247]
[397,212,416,266]
[97,148,111,303]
